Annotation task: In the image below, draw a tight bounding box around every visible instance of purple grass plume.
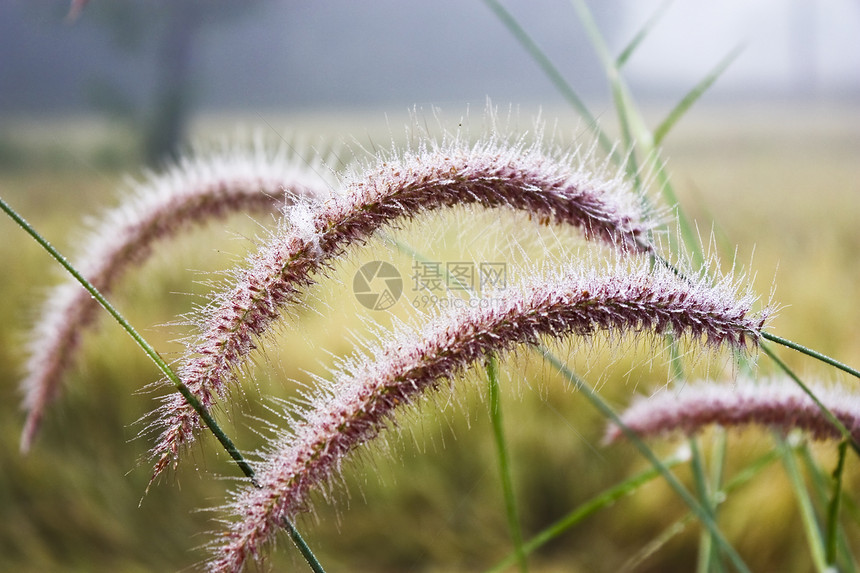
[206,261,767,572]
[20,138,333,452]
[605,377,860,444]
[148,132,660,481]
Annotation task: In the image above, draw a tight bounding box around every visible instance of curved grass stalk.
[206,262,766,572]
[16,3,856,568]
[395,234,528,568]
[19,139,333,452]
[542,10,856,559]
[575,0,860,468]
[0,195,244,468]
[2,193,327,573]
[560,8,739,567]
[562,0,860,397]
[606,378,860,447]
[762,348,860,454]
[150,132,658,479]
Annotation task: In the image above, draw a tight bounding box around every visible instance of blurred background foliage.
[1,1,859,571]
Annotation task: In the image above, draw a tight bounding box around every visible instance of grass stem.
[0,195,325,573]
[799,445,858,572]
[778,437,829,573]
[762,344,860,455]
[763,332,860,381]
[485,454,686,573]
[538,346,751,573]
[480,0,617,160]
[486,353,527,573]
[826,440,848,567]
[0,196,249,475]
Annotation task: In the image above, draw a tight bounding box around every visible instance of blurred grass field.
[1,103,859,572]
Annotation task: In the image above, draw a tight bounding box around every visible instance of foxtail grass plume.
[605,377,860,444]
[20,138,333,452]
[149,132,658,480]
[206,261,767,572]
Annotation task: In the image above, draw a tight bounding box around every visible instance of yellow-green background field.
[1,103,858,572]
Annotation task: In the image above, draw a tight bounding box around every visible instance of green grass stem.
[0,194,326,573]
[779,437,829,573]
[567,0,708,264]
[567,0,650,216]
[624,446,780,573]
[616,0,674,69]
[667,333,723,572]
[480,0,617,161]
[486,354,527,573]
[826,440,848,567]
[0,195,251,477]
[622,514,692,572]
[538,346,751,573]
[484,454,687,573]
[495,9,860,566]
[690,438,721,573]
[763,332,860,381]
[568,0,653,153]
[697,431,728,573]
[652,46,744,147]
[799,445,858,572]
[762,344,860,455]
[801,445,860,523]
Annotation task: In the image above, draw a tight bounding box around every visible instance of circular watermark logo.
[353,261,403,311]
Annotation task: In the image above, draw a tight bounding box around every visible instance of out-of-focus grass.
[0,104,858,572]
[661,104,860,363]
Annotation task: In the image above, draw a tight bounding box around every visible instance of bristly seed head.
[19,137,333,453]
[605,377,860,444]
[205,261,767,572]
[149,129,661,481]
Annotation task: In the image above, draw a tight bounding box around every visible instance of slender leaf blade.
[616,0,675,69]
[653,45,744,146]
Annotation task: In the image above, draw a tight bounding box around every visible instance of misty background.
[2,3,860,571]
[1,0,859,162]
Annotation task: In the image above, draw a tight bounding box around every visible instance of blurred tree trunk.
[144,3,200,164]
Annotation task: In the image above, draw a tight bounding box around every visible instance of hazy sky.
[623,0,860,95]
[1,0,858,115]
